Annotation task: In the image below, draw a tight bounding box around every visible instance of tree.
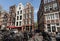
[34,21,38,30]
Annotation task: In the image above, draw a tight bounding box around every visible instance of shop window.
[30,26,32,31]
[26,26,29,30]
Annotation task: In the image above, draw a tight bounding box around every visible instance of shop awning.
[7,26,22,28]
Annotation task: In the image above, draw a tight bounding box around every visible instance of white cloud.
[34,8,38,22]
[34,8,38,13]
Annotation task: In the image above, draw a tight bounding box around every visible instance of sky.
[0,0,41,22]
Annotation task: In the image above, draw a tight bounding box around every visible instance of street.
[28,33,56,41]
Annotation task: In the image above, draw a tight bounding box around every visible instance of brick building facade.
[0,11,8,30]
[8,5,16,28]
[37,0,60,33]
[15,3,34,31]
[24,3,34,31]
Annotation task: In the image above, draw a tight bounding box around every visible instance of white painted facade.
[44,11,60,32]
[15,3,24,27]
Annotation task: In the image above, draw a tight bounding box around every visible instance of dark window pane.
[48,27,51,32]
[16,22,18,26]
[17,11,19,14]
[20,16,22,20]
[52,26,56,32]
[20,10,22,14]
[17,16,19,20]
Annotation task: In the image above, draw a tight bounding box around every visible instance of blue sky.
[0,0,41,22]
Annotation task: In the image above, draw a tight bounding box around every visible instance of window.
[47,24,50,26]
[24,20,26,24]
[19,21,21,26]
[57,27,60,32]
[59,12,60,18]
[55,13,59,19]
[49,5,52,11]
[29,14,31,18]
[30,26,32,31]
[51,14,54,20]
[44,6,49,12]
[17,16,19,20]
[29,9,32,13]
[20,16,22,20]
[26,14,28,18]
[50,8,52,11]
[53,3,57,10]
[44,0,48,4]
[16,22,18,26]
[17,11,19,15]
[26,26,29,30]
[48,27,51,32]
[56,23,59,26]
[52,26,56,32]
[20,10,22,14]
[29,20,32,24]
[47,24,51,32]
[45,15,47,20]
[48,0,52,2]
[1,15,4,17]
[48,14,50,20]
[26,20,28,24]
[46,15,50,20]
[19,7,21,9]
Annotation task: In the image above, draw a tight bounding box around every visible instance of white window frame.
[53,3,57,10]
